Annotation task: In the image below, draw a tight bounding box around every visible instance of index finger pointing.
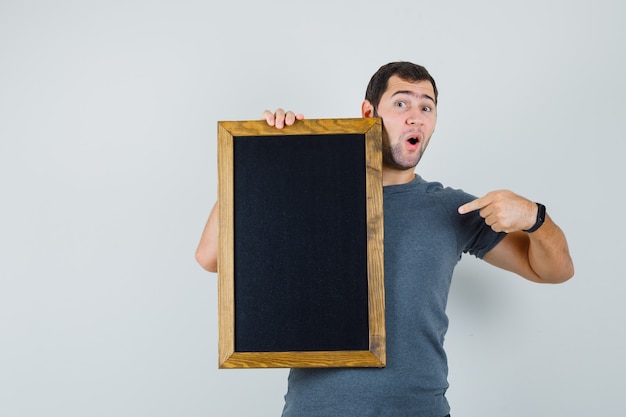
[458,197,486,215]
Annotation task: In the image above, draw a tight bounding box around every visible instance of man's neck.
[382,168,416,186]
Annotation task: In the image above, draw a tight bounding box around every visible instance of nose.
[407,112,424,126]
[406,106,424,126]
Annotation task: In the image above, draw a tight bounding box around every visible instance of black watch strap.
[523,203,546,233]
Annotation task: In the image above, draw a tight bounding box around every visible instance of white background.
[1,1,624,416]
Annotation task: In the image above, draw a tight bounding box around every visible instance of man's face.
[367,75,437,172]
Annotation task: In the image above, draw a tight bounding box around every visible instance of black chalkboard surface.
[217,118,385,368]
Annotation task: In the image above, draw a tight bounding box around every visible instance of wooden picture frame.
[217,118,385,368]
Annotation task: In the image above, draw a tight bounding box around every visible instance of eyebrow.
[391,90,436,105]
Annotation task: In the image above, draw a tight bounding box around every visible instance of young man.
[196,62,574,417]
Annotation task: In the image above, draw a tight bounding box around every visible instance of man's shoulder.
[418,177,474,201]
[385,175,477,207]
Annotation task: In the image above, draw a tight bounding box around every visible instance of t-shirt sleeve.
[438,187,506,259]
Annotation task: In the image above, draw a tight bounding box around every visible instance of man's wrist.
[523,203,546,233]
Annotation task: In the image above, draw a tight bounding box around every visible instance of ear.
[361,100,375,118]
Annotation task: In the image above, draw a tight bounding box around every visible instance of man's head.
[361,62,438,184]
[364,61,438,114]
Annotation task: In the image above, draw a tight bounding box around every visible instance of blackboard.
[217,118,385,368]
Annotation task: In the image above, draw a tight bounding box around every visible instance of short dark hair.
[364,61,438,112]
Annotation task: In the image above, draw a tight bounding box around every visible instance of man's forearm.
[527,214,574,283]
[195,202,219,273]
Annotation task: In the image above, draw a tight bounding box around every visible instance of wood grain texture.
[218,118,380,137]
[364,120,385,365]
[220,350,384,369]
[217,123,235,367]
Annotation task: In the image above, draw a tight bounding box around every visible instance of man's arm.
[195,202,218,272]
[459,190,574,283]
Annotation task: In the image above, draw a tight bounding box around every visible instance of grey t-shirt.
[281,175,505,417]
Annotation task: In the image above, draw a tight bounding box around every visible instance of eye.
[422,105,432,112]
[394,101,408,108]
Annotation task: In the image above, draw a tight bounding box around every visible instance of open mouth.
[405,131,422,146]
